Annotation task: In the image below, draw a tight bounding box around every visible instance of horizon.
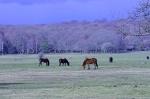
[0,0,140,25]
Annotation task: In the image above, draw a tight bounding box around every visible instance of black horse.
[59,58,70,66]
[147,56,149,60]
[39,58,50,66]
[109,57,113,63]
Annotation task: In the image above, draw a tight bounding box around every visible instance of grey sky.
[0,0,140,24]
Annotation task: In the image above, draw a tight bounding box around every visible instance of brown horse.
[82,58,98,70]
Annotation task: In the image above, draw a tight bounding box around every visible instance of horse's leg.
[46,62,48,66]
[96,64,98,69]
[39,61,42,66]
[45,62,46,66]
[84,66,86,70]
[93,63,96,70]
[83,65,86,70]
[88,64,90,70]
[94,64,96,70]
[94,64,98,70]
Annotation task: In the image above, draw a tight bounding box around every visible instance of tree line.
[0,0,150,54]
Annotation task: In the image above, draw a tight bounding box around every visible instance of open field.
[0,51,150,99]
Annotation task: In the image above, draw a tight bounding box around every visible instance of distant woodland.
[0,0,150,54]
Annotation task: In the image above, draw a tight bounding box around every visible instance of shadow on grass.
[0,83,27,89]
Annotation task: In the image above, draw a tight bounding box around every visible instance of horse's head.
[82,60,87,70]
[67,61,70,66]
[82,59,87,66]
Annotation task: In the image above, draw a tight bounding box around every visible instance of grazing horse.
[82,58,98,70]
[39,58,50,66]
[147,56,149,60]
[109,57,113,63]
[59,58,70,66]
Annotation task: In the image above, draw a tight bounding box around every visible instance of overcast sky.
[0,0,140,25]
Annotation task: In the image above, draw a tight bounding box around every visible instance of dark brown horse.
[39,58,50,66]
[59,58,70,66]
[82,58,98,70]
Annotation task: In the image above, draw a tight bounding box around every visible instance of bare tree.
[128,0,150,50]
[130,0,150,34]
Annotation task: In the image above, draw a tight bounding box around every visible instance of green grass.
[0,51,150,69]
[0,51,150,99]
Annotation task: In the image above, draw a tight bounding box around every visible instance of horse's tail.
[95,60,98,69]
[95,61,98,66]
[93,58,98,67]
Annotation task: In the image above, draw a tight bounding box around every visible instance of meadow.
[0,51,150,99]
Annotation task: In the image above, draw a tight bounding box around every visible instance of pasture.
[0,51,150,99]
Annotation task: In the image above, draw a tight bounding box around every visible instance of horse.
[39,58,50,66]
[59,58,70,66]
[147,56,149,60]
[109,57,113,63]
[82,58,98,70]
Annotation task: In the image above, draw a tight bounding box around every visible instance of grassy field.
[0,51,150,99]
